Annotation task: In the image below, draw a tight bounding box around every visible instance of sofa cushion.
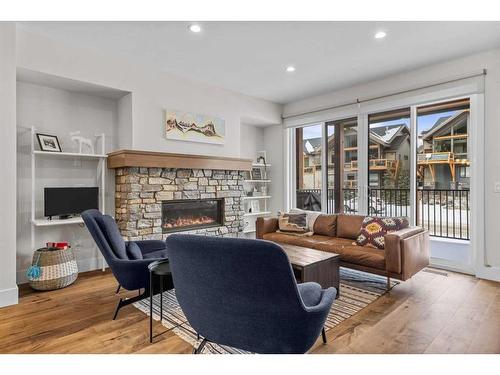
[313,214,337,237]
[126,241,143,260]
[337,245,386,270]
[356,216,409,249]
[311,238,385,269]
[262,232,333,249]
[278,212,308,233]
[263,232,386,270]
[95,214,127,259]
[312,237,355,253]
[290,208,322,231]
[337,214,365,239]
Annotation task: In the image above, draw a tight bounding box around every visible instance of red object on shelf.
[46,242,71,250]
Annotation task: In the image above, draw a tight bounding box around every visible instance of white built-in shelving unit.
[242,151,272,235]
[30,126,108,270]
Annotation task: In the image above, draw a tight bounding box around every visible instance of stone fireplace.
[162,198,224,233]
[114,167,245,240]
[109,150,252,241]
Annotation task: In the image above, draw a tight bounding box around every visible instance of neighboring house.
[367,123,411,188]
[300,124,410,190]
[418,110,470,189]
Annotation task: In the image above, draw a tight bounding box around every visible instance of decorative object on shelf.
[251,167,262,180]
[27,247,78,291]
[242,170,251,180]
[46,242,70,250]
[165,109,225,145]
[70,131,95,154]
[260,185,267,195]
[256,155,266,165]
[256,151,267,164]
[36,133,62,152]
[250,200,260,213]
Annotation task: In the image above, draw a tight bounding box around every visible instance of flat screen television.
[44,187,99,219]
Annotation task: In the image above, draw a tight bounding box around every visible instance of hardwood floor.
[0,268,499,354]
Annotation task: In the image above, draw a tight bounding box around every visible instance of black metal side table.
[148,259,172,343]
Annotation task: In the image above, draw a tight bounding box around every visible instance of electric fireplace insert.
[162,198,224,233]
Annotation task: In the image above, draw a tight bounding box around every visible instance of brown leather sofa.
[256,214,430,284]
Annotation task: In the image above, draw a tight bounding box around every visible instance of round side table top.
[148,260,171,276]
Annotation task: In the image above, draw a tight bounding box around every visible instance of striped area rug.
[134,268,397,354]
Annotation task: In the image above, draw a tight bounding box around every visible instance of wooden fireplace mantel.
[107,149,253,171]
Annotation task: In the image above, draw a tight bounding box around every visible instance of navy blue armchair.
[82,209,173,319]
[166,234,337,354]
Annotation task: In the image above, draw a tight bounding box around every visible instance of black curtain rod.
[282,69,487,120]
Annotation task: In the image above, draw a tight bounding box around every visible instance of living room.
[1,1,500,372]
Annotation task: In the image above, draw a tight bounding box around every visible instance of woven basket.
[29,248,78,291]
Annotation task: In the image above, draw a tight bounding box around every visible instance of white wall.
[283,48,500,270]
[16,81,120,283]
[239,124,264,160]
[0,23,18,307]
[117,93,133,149]
[15,28,282,158]
[264,125,285,215]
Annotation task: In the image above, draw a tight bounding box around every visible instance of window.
[295,124,323,211]
[326,118,358,213]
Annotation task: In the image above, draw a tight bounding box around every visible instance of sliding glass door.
[367,108,411,217]
[416,99,471,240]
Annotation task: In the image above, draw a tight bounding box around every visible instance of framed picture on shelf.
[251,167,262,180]
[36,133,62,152]
[241,170,251,181]
[250,200,260,213]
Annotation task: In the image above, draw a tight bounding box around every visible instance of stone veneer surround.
[114,167,245,241]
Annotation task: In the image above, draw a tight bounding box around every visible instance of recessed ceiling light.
[286,66,296,72]
[374,31,387,39]
[189,24,202,33]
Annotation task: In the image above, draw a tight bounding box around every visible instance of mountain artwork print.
[165,110,225,144]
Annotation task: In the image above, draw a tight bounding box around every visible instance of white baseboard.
[430,257,475,275]
[0,286,19,308]
[17,256,106,285]
[476,266,500,282]
[431,257,500,282]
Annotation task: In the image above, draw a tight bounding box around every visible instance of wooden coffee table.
[278,243,340,297]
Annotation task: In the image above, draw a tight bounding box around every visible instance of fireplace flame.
[163,215,216,229]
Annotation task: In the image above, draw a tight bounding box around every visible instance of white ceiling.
[18,21,500,104]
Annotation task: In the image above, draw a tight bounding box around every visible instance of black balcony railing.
[296,187,470,240]
[368,188,410,217]
[417,189,470,240]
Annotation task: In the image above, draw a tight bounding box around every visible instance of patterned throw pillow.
[278,212,308,233]
[355,217,409,249]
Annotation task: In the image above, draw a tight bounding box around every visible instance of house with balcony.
[418,110,470,189]
[367,124,410,188]
[301,123,410,190]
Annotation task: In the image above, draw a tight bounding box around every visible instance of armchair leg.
[386,277,391,291]
[321,328,327,344]
[193,338,208,354]
[113,290,150,320]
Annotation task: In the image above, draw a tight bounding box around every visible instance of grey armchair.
[166,234,337,354]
